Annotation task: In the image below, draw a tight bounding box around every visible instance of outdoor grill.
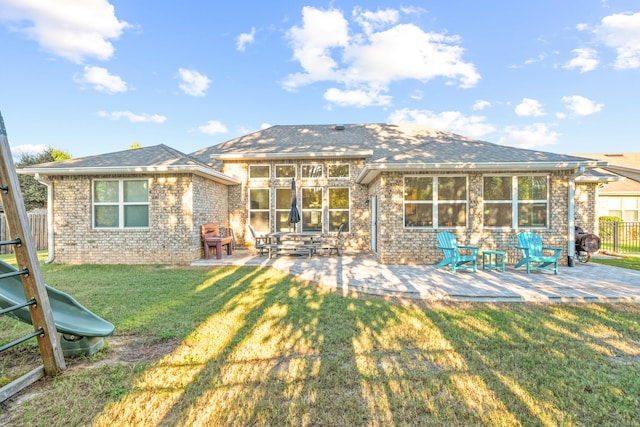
[575,226,601,262]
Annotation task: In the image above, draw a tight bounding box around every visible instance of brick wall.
[376,170,573,266]
[575,182,598,234]
[50,173,227,264]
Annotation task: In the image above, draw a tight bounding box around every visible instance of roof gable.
[18,144,240,185]
[192,123,604,183]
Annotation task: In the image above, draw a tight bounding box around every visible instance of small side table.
[482,250,505,272]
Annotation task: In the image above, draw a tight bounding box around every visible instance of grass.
[591,254,640,271]
[1,255,639,426]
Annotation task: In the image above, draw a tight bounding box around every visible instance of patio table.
[482,250,505,272]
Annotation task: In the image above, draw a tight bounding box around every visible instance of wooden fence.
[0,212,48,254]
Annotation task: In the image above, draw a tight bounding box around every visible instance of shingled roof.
[18,144,240,185]
[191,123,604,184]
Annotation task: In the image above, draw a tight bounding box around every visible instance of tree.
[16,147,71,211]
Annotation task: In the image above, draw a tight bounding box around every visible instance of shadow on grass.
[4,263,640,426]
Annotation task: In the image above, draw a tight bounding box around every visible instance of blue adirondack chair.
[435,232,479,273]
[515,232,562,275]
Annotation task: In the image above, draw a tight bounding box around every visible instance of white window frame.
[92,178,150,229]
[328,187,350,232]
[275,187,293,232]
[328,163,350,179]
[275,164,296,179]
[403,175,469,229]
[483,174,549,229]
[301,187,323,233]
[249,164,270,180]
[301,163,323,179]
[248,188,271,233]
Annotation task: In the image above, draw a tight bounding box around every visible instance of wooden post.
[0,111,66,375]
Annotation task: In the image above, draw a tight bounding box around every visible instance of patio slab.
[191,251,640,303]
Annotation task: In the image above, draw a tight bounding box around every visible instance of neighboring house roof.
[191,123,605,184]
[17,144,241,185]
[571,152,640,195]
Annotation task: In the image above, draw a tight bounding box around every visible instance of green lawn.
[1,257,639,426]
[591,254,640,271]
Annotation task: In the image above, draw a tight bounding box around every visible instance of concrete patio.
[191,251,640,303]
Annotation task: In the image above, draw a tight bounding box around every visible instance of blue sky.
[1,1,638,159]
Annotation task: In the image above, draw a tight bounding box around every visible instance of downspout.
[35,173,55,263]
[567,166,584,267]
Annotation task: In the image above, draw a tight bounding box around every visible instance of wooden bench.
[201,223,233,260]
[264,243,318,259]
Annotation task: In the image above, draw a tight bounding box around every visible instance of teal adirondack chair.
[435,232,479,273]
[515,232,562,275]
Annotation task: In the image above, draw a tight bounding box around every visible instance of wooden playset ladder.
[0,111,66,402]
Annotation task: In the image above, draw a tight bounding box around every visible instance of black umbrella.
[287,178,301,231]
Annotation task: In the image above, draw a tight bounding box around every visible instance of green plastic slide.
[0,260,114,338]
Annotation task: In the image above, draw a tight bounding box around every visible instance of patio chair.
[435,231,479,273]
[319,223,345,256]
[514,232,562,275]
[248,224,269,256]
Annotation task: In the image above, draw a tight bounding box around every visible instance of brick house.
[19,123,605,265]
[573,153,640,223]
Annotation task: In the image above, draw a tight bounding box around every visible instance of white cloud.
[594,12,640,69]
[324,87,391,107]
[499,123,559,149]
[98,111,166,123]
[0,0,130,63]
[563,48,599,72]
[197,120,228,135]
[388,108,495,138]
[260,123,272,130]
[353,7,399,35]
[561,95,603,116]
[515,98,545,117]
[473,100,491,111]
[524,53,547,65]
[236,27,256,52]
[284,6,479,106]
[11,144,47,159]
[75,65,127,93]
[178,68,211,97]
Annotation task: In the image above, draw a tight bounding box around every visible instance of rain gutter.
[355,160,606,184]
[34,173,55,263]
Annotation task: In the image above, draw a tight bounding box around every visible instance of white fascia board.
[210,150,373,161]
[17,165,241,185]
[355,161,607,184]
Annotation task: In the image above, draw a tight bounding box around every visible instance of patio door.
[370,196,378,253]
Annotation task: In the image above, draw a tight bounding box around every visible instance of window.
[301,164,323,178]
[301,188,323,232]
[93,179,149,228]
[517,176,548,227]
[275,188,293,231]
[604,196,639,221]
[404,177,433,227]
[275,165,295,178]
[328,164,349,178]
[328,188,349,232]
[249,165,270,179]
[249,188,270,233]
[483,176,512,227]
[438,177,467,227]
[483,175,548,228]
[403,176,467,228]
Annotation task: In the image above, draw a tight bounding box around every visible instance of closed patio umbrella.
[287,178,301,231]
